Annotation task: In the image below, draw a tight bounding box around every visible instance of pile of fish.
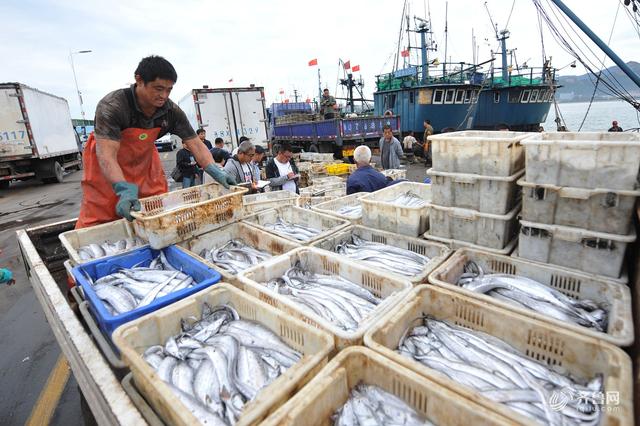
[389,191,426,208]
[143,304,301,425]
[334,235,430,277]
[264,263,381,331]
[263,217,322,241]
[458,261,608,332]
[398,317,603,425]
[335,204,362,218]
[200,239,272,275]
[86,252,195,316]
[77,237,146,260]
[332,383,431,426]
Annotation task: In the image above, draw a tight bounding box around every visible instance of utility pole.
[69,49,92,125]
[293,89,299,103]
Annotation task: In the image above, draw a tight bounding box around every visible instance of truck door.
[196,91,238,150]
[0,86,32,159]
[230,89,269,148]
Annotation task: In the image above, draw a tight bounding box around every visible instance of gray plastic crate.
[519,180,640,235]
[518,220,636,279]
[428,168,524,214]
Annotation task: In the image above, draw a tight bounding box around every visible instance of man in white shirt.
[265,143,299,193]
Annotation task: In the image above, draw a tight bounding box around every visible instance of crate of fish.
[262,346,512,426]
[242,190,299,216]
[364,285,633,426]
[325,163,350,175]
[522,131,640,190]
[311,193,367,223]
[237,247,412,350]
[112,283,334,426]
[518,220,636,279]
[296,195,337,209]
[130,184,248,249]
[519,180,640,235]
[428,248,633,346]
[360,181,431,237]
[310,175,344,186]
[241,206,350,245]
[380,168,407,180]
[428,130,529,176]
[59,219,147,265]
[178,222,301,283]
[72,245,221,337]
[299,182,346,197]
[427,168,524,215]
[311,225,451,285]
[426,203,520,250]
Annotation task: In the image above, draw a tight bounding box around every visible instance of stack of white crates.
[423,131,530,254]
[517,132,640,281]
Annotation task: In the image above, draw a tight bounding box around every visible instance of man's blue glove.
[112,182,140,221]
[205,164,236,189]
[0,268,14,285]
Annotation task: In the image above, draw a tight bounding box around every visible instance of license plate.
[342,148,355,157]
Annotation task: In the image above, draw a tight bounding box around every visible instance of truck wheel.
[42,161,64,183]
[0,180,9,190]
[308,144,319,153]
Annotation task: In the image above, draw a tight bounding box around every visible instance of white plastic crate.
[296,195,337,209]
[428,168,524,214]
[242,190,299,216]
[311,225,451,285]
[522,132,640,190]
[59,219,146,265]
[429,248,634,346]
[241,205,350,245]
[364,285,633,426]
[237,247,412,350]
[360,181,432,237]
[381,168,407,180]
[112,283,334,426]
[518,220,636,279]
[423,233,518,256]
[428,130,530,176]
[262,347,513,426]
[427,203,520,250]
[299,182,346,197]
[130,184,247,249]
[311,193,366,223]
[177,221,301,283]
[519,179,640,235]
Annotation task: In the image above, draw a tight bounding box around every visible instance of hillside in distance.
[556,61,640,102]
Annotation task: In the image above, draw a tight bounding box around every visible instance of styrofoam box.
[519,179,640,235]
[428,168,524,214]
[360,181,432,237]
[311,225,451,285]
[428,130,530,176]
[427,203,520,250]
[522,131,640,190]
[364,285,633,426]
[518,220,636,279]
[178,221,301,283]
[242,190,299,217]
[237,247,412,350]
[429,248,634,346]
[60,219,147,265]
[112,283,334,426]
[311,193,367,223]
[241,206,350,245]
[262,347,513,426]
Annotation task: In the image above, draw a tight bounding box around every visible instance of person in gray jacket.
[379,124,403,169]
[223,140,259,191]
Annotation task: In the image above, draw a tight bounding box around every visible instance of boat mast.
[499,30,510,81]
[444,1,448,75]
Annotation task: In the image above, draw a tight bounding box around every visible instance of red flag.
[308,58,318,66]
[279,89,285,95]
[400,49,410,58]
[352,65,360,72]
[343,60,351,70]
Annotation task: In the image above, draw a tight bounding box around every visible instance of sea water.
[543,99,640,132]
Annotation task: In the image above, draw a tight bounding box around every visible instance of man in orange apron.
[76,56,235,229]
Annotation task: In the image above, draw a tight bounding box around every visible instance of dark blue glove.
[205,164,236,188]
[112,182,141,221]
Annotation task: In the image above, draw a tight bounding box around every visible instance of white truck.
[0,83,82,188]
[178,85,269,152]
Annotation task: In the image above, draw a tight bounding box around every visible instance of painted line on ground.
[25,354,71,426]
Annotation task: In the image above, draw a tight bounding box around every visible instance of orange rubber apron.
[75,127,168,229]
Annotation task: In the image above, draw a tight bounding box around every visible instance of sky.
[1,0,638,119]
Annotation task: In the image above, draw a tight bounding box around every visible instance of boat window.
[493,91,500,103]
[530,90,539,103]
[433,89,444,103]
[471,90,479,103]
[454,90,465,104]
[409,91,415,103]
[521,90,531,103]
[464,89,472,103]
[387,94,397,109]
[444,89,455,104]
[508,90,521,103]
[543,90,552,102]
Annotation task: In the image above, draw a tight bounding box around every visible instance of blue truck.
[269,102,400,158]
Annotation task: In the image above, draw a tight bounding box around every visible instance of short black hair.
[212,150,226,163]
[425,119,431,124]
[214,137,224,144]
[135,55,177,84]
[196,128,206,135]
[323,88,329,92]
[239,136,250,143]
[278,142,293,153]
[382,124,391,130]
[255,145,265,154]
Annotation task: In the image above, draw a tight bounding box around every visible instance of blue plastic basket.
[72,245,221,337]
